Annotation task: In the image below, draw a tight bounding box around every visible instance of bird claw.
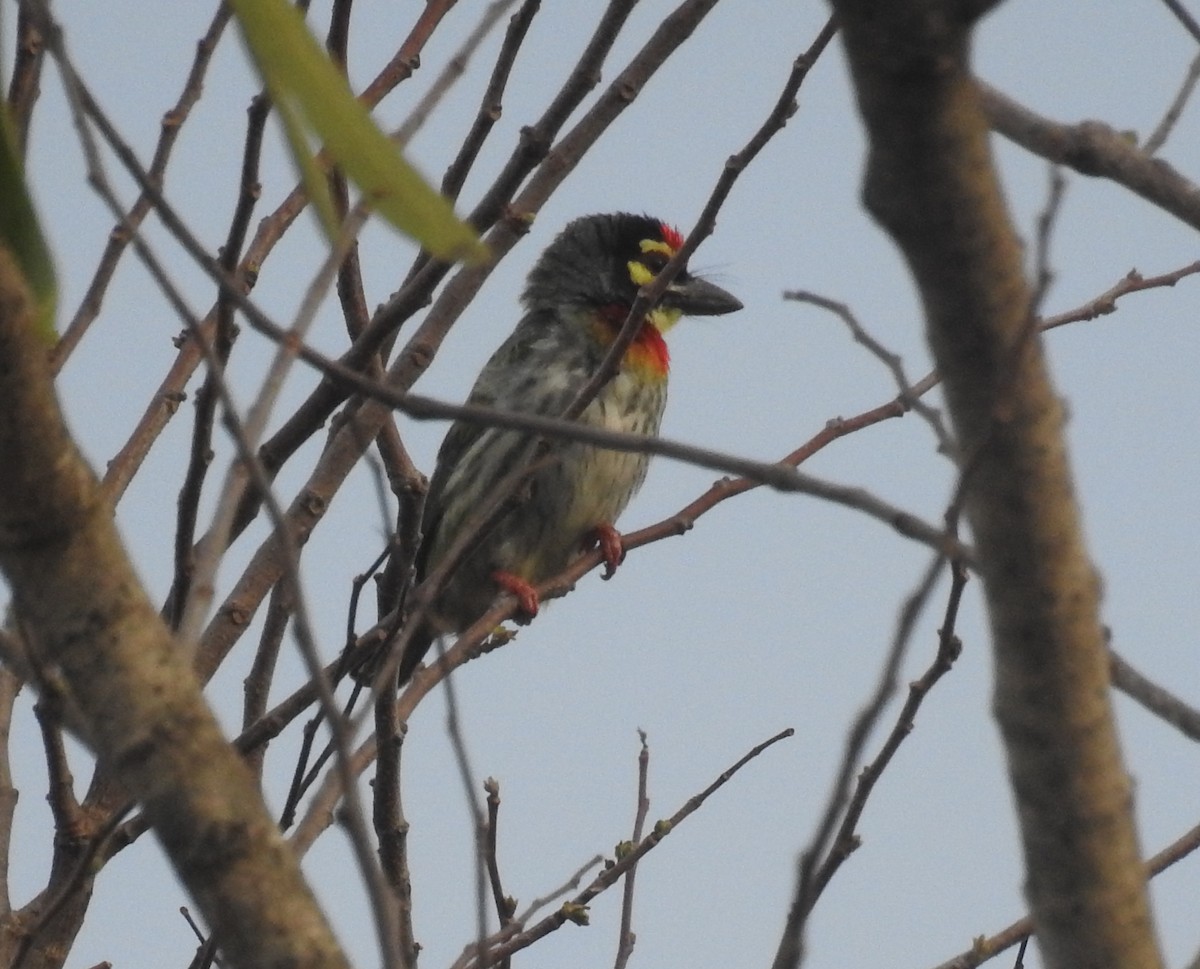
[590,523,625,580]
[492,570,540,619]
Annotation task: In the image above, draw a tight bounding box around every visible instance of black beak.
[664,276,743,317]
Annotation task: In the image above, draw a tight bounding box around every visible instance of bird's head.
[522,212,743,334]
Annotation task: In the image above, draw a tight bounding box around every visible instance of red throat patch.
[597,304,670,377]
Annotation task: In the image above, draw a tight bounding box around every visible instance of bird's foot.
[588,523,626,580]
[492,570,540,619]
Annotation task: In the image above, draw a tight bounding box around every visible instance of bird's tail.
[395,624,436,686]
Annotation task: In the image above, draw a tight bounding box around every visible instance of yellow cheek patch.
[627,259,654,286]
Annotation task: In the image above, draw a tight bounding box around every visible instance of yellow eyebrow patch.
[640,239,675,258]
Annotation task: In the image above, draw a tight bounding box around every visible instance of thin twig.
[614,731,651,969]
[50,4,234,370]
[1144,52,1200,153]
[395,0,518,146]
[166,87,272,628]
[241,579,295,778]
[1029,163,1066,316]
[808,557,968,903]
[440,0,542,203]
[483,778,515,969]
[930,818,1200,969]
[514,855,605,923]
[458,728,794,969]
[1109,649,1200,741]
[981,80,1200,232]
[772,552,949,969]
[1159,0,1200,45]
[0,667,18,917]
[38,16,402,958]
[784,290,954,454]
[440,658,490,963]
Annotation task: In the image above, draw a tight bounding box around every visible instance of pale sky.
[7,2,1200,968]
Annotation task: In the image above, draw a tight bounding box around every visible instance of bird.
[388,212,742,685]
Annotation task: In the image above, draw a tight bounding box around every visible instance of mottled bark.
[830,2,1163,968]
[0,249,350,969]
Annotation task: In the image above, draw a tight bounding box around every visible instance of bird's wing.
[416,311,587,578]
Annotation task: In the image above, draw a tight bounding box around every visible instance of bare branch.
[460,728,794,969]
[1144,52,1200,154]
[981,80,1200,232]
[772,552,950,969]
[50,3,233,370]
[614,732,651,969]
[930,819,1200,969]
[1110,649,1200,741]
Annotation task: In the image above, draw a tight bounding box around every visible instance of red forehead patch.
[659,222,684,251]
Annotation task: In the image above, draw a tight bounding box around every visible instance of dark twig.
[930,819,1200,969]
[807,557,968,903]
[0,667,19,917]
[372,436,427,643]
[772,552,949,969]
[1110,649,1200,741]
[483,778,515,969]
[372,695,415,966]
[34,700,80,837]
[784,290,954,454]
[614,732,651,969]
[39,17,401,955]
[168,87,271,629]
[1158,0,1200,45]
[6,3,47,153]
[440,656,490,962]
[440,0,541,204]
[241,579,295,778]
[981,80,1200,232]
[51,4,234,370]
[568,16,837,429]
[1146,52,1200,153]
[457,728,794,969]
[10,802,135,969]
[1029,163,1066,316]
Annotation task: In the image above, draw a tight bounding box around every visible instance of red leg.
[492,570,540,618]
[589,523,625,580]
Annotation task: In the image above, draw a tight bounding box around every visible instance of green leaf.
[273,92,339,237]
[0,105,57,342]
[229,0,486,263]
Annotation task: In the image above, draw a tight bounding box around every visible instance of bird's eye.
[640,250,670,273]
